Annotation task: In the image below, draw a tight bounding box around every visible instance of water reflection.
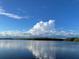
[27,41,57,59]
[0,40,79,59]
[0,40,36,59]
[26,41,79,59]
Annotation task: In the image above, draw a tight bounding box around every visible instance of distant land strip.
[0,37,78,42]
[0,38,64,41]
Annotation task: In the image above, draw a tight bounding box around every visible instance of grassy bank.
[64,38,79,42]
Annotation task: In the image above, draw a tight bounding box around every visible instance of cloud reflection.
[0,40,27,48]
[0,40,56,59]
[27,41,56,59]
[0,40,78,59]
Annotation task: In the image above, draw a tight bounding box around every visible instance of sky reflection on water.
[0,40,79,59]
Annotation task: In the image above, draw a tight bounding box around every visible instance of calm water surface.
[0,40,79,59]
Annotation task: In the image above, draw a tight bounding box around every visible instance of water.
[0,40,79,59]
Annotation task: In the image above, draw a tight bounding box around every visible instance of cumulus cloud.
[0,20,78,38]
[0,8,25,19]
[0,31,22,37]
[28,20,55,35]
[0,30,32,38]
[27,20,77,38]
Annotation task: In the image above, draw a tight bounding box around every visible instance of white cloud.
[0,30,32,38]
[0,8,25,19]
[0,31,22,37]
[0,20,78,38]
[27,20,78,38]
[27,20,55,35]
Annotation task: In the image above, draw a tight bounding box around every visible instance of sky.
[0,0,79,37]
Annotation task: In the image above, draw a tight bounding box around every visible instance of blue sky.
[0,0,79,37]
